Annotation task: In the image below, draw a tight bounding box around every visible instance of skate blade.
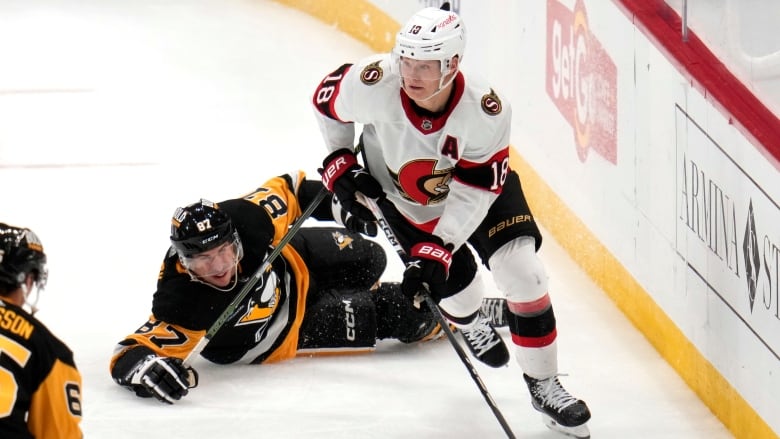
[541,414,590,439]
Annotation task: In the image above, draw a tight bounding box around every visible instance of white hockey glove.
[129,355,199,404]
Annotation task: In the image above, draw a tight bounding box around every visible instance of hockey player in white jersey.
[312,3,591,438]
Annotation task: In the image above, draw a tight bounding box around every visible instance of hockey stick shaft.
[184,186,329,366]
[361,196,517,439]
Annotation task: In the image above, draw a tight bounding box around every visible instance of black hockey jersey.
[0,299,83,438]
[110,172,331,380]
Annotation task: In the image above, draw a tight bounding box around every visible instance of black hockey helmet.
[170,199,238,259]
[0,223,48,291]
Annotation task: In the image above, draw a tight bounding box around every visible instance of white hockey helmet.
[392,5,466,78]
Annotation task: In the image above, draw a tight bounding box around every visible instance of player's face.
[399,57,443,100]
[185,241,240,288]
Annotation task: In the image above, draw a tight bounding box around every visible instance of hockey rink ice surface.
[0,1,734,437]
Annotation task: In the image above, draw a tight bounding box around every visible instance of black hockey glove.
[331,195,378,236]
[321,148,384,224]
[129,355,199,404]
[401,238,453,305]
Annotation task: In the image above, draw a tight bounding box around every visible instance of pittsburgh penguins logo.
[331,230,354,250]
[481,88,502,115]
[22,229,43,251]
[237,271,280,326]
[360,61,383,85]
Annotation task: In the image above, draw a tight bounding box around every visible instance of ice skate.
[480,297,509,327]
[398,321,454,343]
[524,374,591,438]
[459,315,510,367]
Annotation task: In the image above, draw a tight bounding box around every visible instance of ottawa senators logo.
[387,160,453,205]
[360,61,383,85]
[481,88,502,115]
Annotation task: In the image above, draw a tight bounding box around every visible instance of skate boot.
[480,297,510,327]
[459,315,510,367]
[398,321,455,343]
[524,374,591,438]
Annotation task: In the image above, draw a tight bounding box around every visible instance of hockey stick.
[360,196,517,439]
[183,186,329,366]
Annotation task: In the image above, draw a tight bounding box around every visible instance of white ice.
[0,1,733,437]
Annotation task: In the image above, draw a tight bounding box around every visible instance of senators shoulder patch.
[360,61,383,85]
[481,88,502,115]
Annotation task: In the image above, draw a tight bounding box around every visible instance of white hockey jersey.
[313,54,512,249]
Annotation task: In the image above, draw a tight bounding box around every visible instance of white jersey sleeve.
[312,55,389,153]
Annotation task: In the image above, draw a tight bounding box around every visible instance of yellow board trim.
[272,0,398,52]
[276,0,776,436]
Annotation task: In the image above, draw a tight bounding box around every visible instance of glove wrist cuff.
[410,242,453,271]
[321,149,358,191]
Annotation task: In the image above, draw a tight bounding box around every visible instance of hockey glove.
[320,148,384,224]
[331,195,378,237]
[401,238,453,305]
[129,355,199,404]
